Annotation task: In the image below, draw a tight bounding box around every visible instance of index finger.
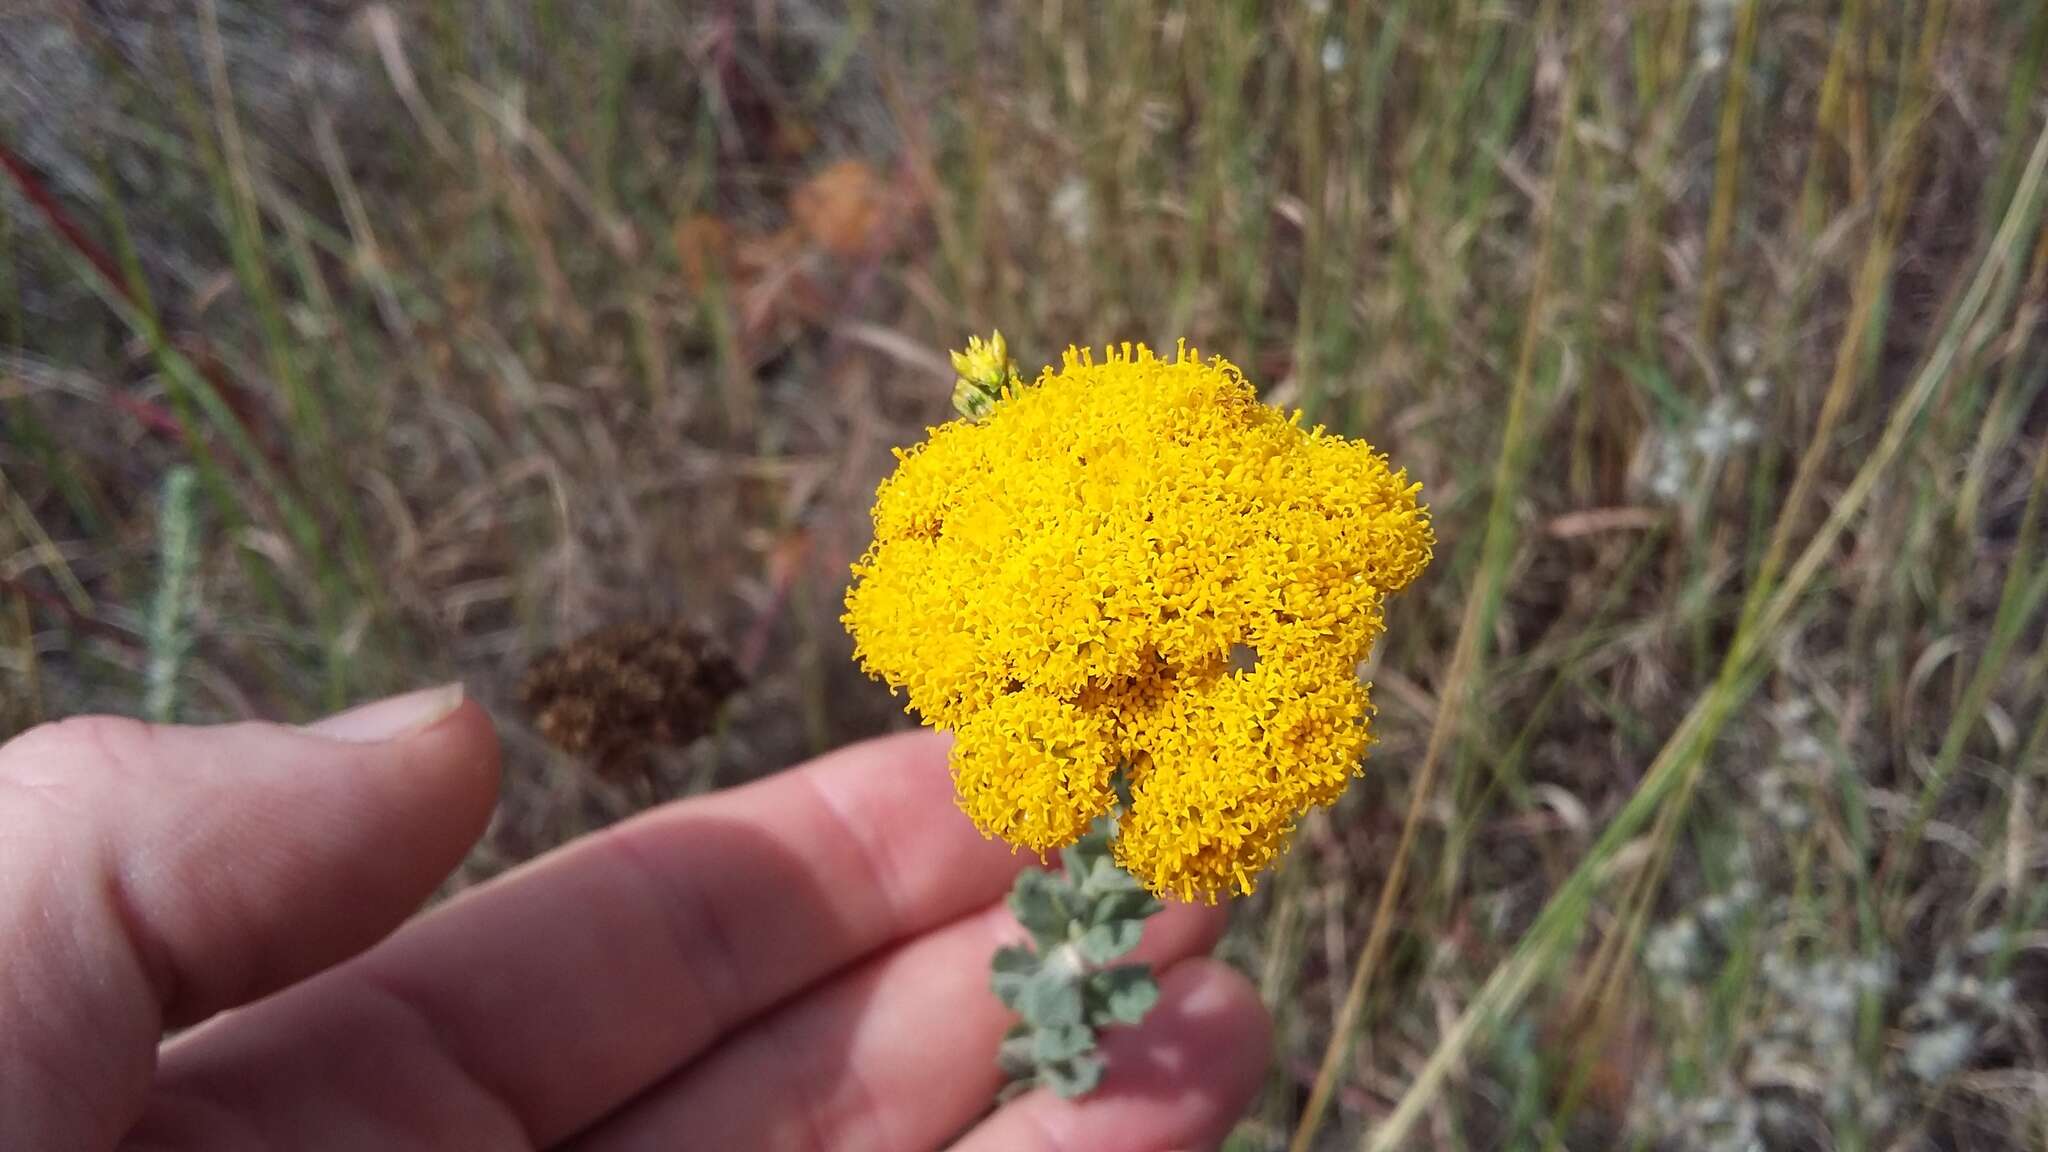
[151,730,1027,1147]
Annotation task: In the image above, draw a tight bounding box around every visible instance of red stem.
[0,141,268,447]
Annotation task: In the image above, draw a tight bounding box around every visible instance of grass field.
[4,1,2047,1147]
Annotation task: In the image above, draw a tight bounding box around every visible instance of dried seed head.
[519,623,743,764]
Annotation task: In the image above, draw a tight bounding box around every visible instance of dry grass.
[4,1,2047,1147]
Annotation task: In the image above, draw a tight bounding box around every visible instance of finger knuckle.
[0,715,162,813]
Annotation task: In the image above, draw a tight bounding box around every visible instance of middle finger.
[567,899,1228,1151]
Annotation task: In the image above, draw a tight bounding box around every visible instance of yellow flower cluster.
[845,341,1432,900]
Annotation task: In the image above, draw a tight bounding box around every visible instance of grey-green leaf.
[1090,888,1162,926]
[991,945,1039,1010]
[1033,1022,1096,1063]
[1058,840,1101,882]
[1078,854,1142,900]
[997,1025,1039,1078]
[1076,918,1144,965]
[1086,965,1160,1027]
[1009,869,1072,947]
[1043,1054,1105,1098]
[1019,968,1085,1029]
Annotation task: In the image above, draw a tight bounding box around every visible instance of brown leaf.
[672,213,734,293]
[789,158,888,257]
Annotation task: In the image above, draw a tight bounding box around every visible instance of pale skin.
[0,685,1271,1150]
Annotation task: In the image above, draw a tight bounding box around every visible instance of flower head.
[845,341,1432,900]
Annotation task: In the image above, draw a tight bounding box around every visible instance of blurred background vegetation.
[4,1,2047,1147]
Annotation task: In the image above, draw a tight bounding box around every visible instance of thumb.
[0,685,499,1151]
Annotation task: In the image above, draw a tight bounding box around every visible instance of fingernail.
[306,683,466,743]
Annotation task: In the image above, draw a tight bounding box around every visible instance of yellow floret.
[844,341,1432,900]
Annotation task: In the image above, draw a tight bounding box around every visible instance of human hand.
[0,686,1271,1150]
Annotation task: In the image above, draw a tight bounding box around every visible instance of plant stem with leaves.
[991,803,1163,1098]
